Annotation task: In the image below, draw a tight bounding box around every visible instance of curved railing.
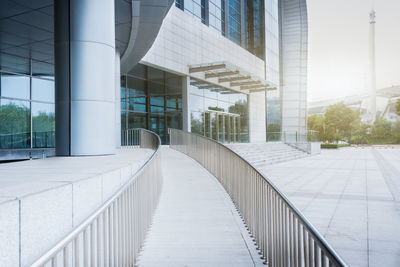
[31,129,162,267]
[169,128,347,267]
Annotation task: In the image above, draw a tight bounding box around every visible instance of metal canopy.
[189,61,277,94]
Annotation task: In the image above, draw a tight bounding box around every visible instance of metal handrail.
[266,131,320,143]
[169,128,346,267]
[31,128,162,267]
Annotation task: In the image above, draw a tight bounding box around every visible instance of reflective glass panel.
[128,112,146,129]
[1,73,30,99]
[191,111,204,135]
[32,102,55,148]
[32,78,54,102]
[0,99,30,149]
[127,76,145,96]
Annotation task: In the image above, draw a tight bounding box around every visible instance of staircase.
[226,142,308,168]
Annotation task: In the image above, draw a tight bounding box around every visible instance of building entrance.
[203,110,240,143]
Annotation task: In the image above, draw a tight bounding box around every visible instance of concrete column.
[55,0,116,156]
[115,50,121,147]
[182,76,191,132]
[248,92,267,143]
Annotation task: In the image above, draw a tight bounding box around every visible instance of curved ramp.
[138,148,264,266]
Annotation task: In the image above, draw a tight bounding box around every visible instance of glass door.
[218,114,224,142]
[210,113,217,140]
[204,112,210,138]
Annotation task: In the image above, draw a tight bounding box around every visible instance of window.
[227,0,241,44]
[1,58,55,149]
[32,78,54,102]
[0,99,30,149]
[1,73,30,100]
[32,102,55,148]
[121,64,183,144]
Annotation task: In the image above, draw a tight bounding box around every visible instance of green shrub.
[338,143,350,147]
[321,143,338,149]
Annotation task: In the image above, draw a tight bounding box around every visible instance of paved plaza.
[259,147,400,267]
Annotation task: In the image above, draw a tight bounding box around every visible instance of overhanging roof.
[189,61,277,94]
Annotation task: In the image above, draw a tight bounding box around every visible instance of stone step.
[227,143,309,167]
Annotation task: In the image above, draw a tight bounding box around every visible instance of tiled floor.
[259,147,400,267]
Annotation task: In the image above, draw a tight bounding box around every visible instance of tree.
[396,99,400,116]
[324,102,356,142]
[307,114,325,141]
[350,122,370,144]
[392,120,400,143]
[370,118,392,143]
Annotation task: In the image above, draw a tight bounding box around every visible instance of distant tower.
[369,10,377,120]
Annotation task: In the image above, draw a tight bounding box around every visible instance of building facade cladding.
[0,0,308,154]
[265,0,281,137]
[138,4,266,143]
[175,0,265,59]
[280,0,308,134]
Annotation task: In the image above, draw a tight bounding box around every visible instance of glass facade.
[121,64,183,144]
[0,55,55,149]
[227,0,241,44]
[245,0,265,59]
[175,0,266,60]
[189,85,249,142]
[209,0,225,32]
[176,0,208,24]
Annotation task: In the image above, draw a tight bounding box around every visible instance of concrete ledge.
[0,148,153,267]
[0,148,55,162]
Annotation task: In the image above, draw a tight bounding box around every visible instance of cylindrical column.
[55,0,116,156]
[115,50,121,148]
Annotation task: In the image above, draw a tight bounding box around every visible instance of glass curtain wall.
[175,0,208,24]
[121,64,183,144]
[189,85,249,142]
[174,0,266,60]
[227,0,241,44]
[208,0,225,33]
[265,0,281,141]
[0,54,55,149]
[245,0,265,59]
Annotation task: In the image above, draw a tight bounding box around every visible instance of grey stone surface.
[72,176,103,226]
[0,199,19,267]
[0,148,153,199]
[0,148,153,266]
[255,147,400,267]
[138,148,264,267]
[20,184,73,266]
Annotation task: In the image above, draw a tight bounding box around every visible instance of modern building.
[0,0,308,160]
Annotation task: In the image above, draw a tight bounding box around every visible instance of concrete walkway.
[258,147,400,267]
[138,148,263,267]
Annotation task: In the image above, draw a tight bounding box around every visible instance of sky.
[307,0,400,101]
